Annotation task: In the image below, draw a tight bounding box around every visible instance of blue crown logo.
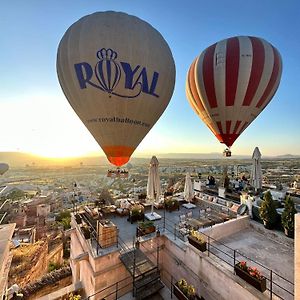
[97,48,118,61]
[74,48,160,99]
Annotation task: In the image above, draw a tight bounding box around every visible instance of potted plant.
[128,205,144,223]
[75,214,82,224]
[81,226,90,239]
[234,261,266,292]
[174,279,198,300]
[187,230,207,252]
[137,221,156,236]
[281,196,297,238]
[165,198,179,212]
[259,191,278,229]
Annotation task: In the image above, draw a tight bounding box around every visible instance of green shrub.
[138,221,154,229]
[48,262,60,272]
[281,196,297,232]
[259,191,278,226]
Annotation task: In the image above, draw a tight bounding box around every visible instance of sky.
[1,0,300,159]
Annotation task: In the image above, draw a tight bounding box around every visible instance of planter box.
[234,264,266,292]
[82,227,90,239]
[284,228,294,239]
[263,221,275,230]
[75,214,82,224]
[173,284,202,300]
[137,225,156,237]
[188,236,207,252]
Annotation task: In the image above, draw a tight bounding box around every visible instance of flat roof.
[0,223,16,274]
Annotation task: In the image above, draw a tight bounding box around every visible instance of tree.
[259,191,278,229]
[281,196,297,238]
[6,190,25,201]
[56,210,71,230]
[98,188,113,204]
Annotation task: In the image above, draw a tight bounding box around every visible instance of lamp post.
[132,178,136,200]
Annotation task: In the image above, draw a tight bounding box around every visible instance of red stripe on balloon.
[188,60,205,112]
[233,120,242,134]
[243,37,265,106]
[202,44,218,108]
[216,121,223,134]
[256,47,281,108]
[226,120,231,134]
[226,37,240,106]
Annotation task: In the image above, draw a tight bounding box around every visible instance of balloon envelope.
[57,11,175,166]
[0,163,9,175]
[186,36,282,148]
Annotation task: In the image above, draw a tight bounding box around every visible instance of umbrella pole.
[151,193,155,215]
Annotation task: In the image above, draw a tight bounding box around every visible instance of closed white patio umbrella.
[250,147,262,191]
[145,156,162,220]
[183,172,196,209]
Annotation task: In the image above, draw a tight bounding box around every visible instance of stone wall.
[201,215,249,240]
[158,235,269,300]
[9,240,48,288]
[70,218,132,299]
[48,242,64,266]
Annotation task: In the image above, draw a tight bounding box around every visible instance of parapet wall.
[201,215,250,240]
[160,234,268,300]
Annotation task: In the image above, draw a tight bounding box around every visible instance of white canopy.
[147,156,161,214]
[250,147,262,191]
[184,172,194,202]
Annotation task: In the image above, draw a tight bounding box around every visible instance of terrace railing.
[200,231,294,300]
[156,215,294,300]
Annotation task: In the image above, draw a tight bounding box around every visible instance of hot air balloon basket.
[107,169,129,178]
[223,149,232,157]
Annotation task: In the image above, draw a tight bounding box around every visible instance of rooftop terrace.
[70,192,294,299]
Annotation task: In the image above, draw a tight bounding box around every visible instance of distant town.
[0,153,299,299]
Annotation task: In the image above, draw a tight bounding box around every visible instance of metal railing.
[85,275,132,300]
[77,208,294,300]
[200,230,294,300]
[155,214,294,299]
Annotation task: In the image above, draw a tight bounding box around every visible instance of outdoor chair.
[154,197,165,209]
[199,209,206,217]
[186,211,193,220]
[179,214,187,228]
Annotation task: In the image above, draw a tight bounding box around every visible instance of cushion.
[230,204,240,213]
[226,201,233,207]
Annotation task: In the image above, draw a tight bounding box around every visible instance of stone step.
[135,280,164,300]
[134,269,160,290]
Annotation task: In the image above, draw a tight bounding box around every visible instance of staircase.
[119,248,164,299]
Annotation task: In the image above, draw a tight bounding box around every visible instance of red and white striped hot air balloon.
[186,36,282,156]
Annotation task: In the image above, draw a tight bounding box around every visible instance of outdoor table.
[212,211,230,221]
[206,213,223,224]
[101,205,116,216]
[197,217,214,227]
[186,218,201,230]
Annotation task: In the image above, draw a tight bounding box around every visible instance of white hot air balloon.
[57,11,175,167]
[0,163,9,175]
